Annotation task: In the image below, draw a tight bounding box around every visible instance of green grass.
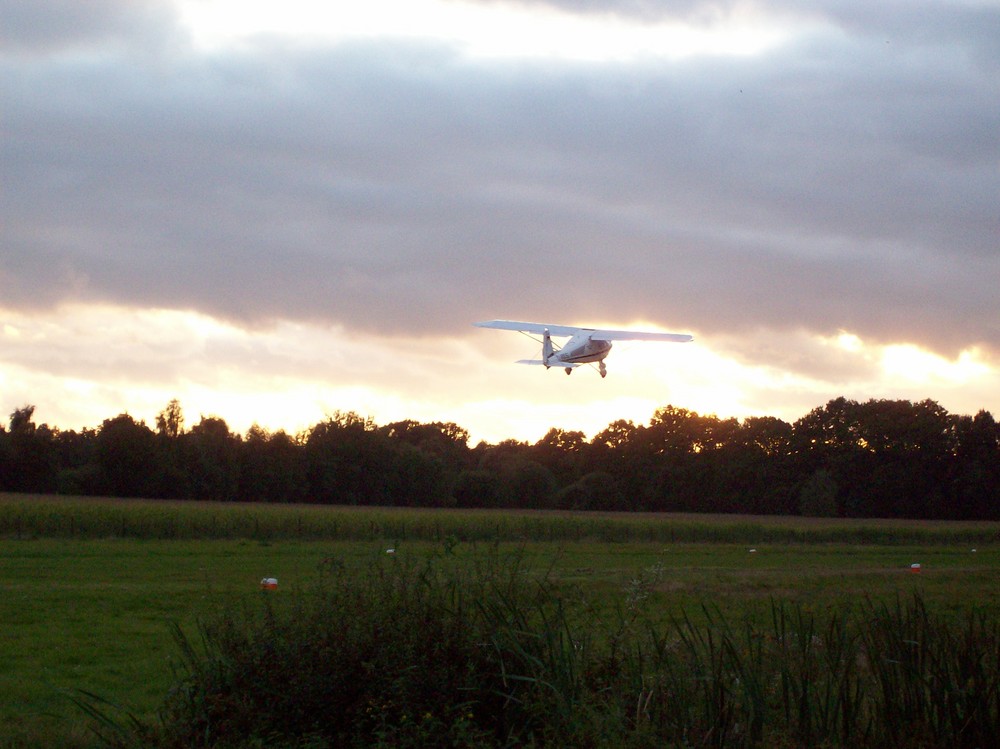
[106,547,1000,748]
[2,495,999,746]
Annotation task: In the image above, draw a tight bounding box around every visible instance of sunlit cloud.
[176,0,798,61]
[812,330,995,392]
[834,331,864,353]
[2,304,997,443]
[881,344,992,386]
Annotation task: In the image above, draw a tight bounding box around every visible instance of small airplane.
[473,319,693,377]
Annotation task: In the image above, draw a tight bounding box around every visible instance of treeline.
[1,397,997,519]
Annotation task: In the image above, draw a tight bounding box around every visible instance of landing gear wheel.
[599,361,607,378]
[565,367,573,375]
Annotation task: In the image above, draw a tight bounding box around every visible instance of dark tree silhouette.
[3,406,58,492]
[2,398,997,519]
[156,399,185,439]
[95,414,161,498]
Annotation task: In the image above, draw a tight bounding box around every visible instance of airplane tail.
[542,328,554,365]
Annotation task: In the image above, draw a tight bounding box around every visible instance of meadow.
[2,494,999,747]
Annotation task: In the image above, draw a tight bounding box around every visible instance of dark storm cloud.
[2,0,998,367]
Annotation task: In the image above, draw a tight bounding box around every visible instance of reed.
[82,549,1000,748]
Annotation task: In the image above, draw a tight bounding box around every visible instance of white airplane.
[473,319,693,377]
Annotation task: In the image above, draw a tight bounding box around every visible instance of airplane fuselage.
[547,333,612,365]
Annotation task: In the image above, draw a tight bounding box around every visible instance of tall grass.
[88,549,1000,748]
[4,494,999,545]
[861,596,1000,748]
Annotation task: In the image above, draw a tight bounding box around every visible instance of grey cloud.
[0,0,178,54]
[493,0,1000,36]
[3,5,998,373]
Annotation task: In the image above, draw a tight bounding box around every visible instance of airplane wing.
[473,320,582,337]
[474,320,692,343]
[589,329,693,343]
[516,359,579,368]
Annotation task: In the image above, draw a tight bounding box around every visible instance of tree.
[391,442,449,507]
[183,416,240,501]
[641,406,715,512]
[10,405,36,434]
[555,471,622,511]
[589,420,644,507]
[239,426,307,503]
[592,419,639,450]
[451,469,502,508]
[0,424,10,490]
[4,405,58,492]
[950,410,1000,519]
[791,398,955,518]
[490,457,557,509]
[646,405,704,456]
[0,395,994,519]
[53,428,101,496]
[95,414,160,497]
[799,469,839,517]
[156,399,185,438]
[303,411,395,505]
[727,417,796,515]
[740,416,794,457]
[380,420,471,474]
[531,428,588,485]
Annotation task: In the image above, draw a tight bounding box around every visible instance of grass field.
[2,494,999,747]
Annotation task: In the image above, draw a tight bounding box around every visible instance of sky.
[2,0,999,445]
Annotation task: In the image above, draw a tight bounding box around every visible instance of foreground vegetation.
[3,395,999,520]
[3,497,999,747]
[86,549,1000,749]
